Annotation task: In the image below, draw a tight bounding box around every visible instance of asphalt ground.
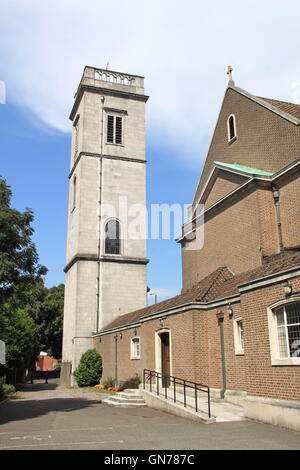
[0,380,299,452]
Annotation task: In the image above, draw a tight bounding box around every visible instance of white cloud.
[1,0,300,167]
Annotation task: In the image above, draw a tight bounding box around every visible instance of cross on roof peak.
[227,65,235,86]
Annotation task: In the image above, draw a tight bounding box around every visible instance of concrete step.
[118,391,141,399]
[103,399,146,408]
[102,389,146,407]
[122,389,142,395]
[106,396,145,404]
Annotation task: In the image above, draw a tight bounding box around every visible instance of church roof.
[97,252,300,334]
[229,85,300,125]
[209,252,300,300]
[98,267,233,333]
[213,161,273,178]
[258,97,300,121]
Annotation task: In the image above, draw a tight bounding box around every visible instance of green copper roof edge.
[214,161,274,177]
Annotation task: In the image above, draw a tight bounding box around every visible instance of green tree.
[0,177,47,380]
[0,304,37,372]
[73,349,102,387]
[34,284,65,359]
[0,178,47,302]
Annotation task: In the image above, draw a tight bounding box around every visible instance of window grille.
[107,115,114,143]
[107,115,123,145]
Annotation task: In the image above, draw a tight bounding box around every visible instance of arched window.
[227,114,237,142]
[104,219,121,254]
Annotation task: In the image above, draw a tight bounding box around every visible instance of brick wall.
[93,276,300,402]
[198,87,300,191]
[278,173,300,249]
[182,185,264,290]
[182,171,300,291]
[204,170,247,209]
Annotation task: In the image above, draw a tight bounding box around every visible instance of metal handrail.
[143,369,211,418]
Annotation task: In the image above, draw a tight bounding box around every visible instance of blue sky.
[0,99,199,300]
[1,0,300,302]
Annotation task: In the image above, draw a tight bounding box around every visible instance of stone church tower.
[61,66,149,385]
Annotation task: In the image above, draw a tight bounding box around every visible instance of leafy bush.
[102,377,116,388]
[119,374,141,391]
[73,349,102,387]
[3,384,16,395]
[0,383,16,400]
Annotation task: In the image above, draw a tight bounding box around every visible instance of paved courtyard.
[0,380,299,450]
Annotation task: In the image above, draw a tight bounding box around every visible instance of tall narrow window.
[72,176,77,211]
[105,219,121,254]
[106,115,123,145]
[227,114,237,142]
[131,337,141,359]
[115,116,122,144]
[233,317,244,355]
[74,117,79,156]
[107,115,114,143]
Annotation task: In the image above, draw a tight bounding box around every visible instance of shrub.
[73,349,102,387]
[0,383,16,399]
[119,374,141,391]
[102,377,116,389]
[3,384,16,395]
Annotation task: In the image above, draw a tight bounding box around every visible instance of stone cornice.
[64,254,149,273]
[69,152,146,179]
[70,84,149,121]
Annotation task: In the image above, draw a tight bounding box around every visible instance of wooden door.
[161,332,170,387]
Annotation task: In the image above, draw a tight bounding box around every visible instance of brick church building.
[91,69,300,429]
[61,65,300,430]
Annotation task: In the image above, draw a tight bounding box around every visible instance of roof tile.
[258,97,300,121]
[98,252,300,333]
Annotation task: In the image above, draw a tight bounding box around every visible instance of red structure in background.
[36,354,58,371]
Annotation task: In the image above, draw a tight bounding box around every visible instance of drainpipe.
[114,334,118,385]
[96,96,105,332]
[216,312,226,399]
[272,185,284,252]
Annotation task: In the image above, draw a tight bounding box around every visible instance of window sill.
[272,358,300,366]
[106,142,124,147]
[228,136,237,146]
[235,351,245,356]
[130,357,140,360]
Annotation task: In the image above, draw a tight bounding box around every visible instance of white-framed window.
[233,317,244,355]
[275,303,300,358]
[227,114,237,143]
[106,114,123,145]
[131,337,141,359]
[267,300,300,366]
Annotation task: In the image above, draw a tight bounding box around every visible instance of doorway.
[160,332,170,387]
